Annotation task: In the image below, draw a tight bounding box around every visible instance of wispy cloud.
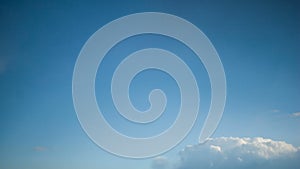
[152,137,300,169]
[291,112,300,117]
[151,156,170,169]
[33,146,48,152]
[272,109,280,113]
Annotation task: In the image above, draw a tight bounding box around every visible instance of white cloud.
[151,156,170,169]
[152,137,300,169]
[210,145,221,153]
[291,112,300,117]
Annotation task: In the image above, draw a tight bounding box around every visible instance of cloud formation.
[151,156,170,169]
[153,137,300,169]
[291,112,300,117]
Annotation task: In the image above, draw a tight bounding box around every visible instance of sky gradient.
[0,0,299,169]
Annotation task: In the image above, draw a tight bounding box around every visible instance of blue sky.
[0,0,299,169]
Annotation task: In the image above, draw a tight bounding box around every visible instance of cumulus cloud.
[153,137,300,169]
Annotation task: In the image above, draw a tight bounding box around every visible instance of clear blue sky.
[0,0,299,169]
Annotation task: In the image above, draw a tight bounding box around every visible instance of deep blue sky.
[0,0,299,169]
